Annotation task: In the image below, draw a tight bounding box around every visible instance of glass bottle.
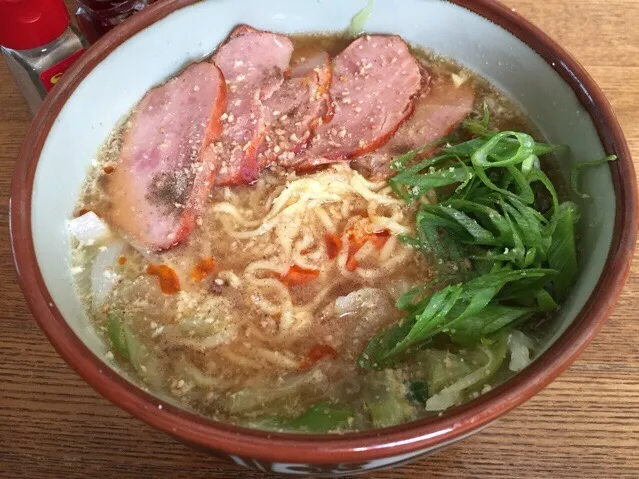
[0,0,89,115]
[76,0,152,44]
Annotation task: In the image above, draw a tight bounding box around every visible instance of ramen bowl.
[10,0,636,475]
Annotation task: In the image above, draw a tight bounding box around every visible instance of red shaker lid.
[0,0,71,50]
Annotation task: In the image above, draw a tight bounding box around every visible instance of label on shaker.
[39,49,86,92]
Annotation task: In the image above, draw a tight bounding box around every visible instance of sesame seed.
[151,326,164,338]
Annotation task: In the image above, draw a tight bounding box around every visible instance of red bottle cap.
[0,0,71,50]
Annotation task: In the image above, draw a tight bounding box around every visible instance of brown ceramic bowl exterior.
[9,0,638,475]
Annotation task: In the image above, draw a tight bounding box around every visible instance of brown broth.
[71,33,560,432]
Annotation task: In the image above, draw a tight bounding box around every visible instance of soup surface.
[70,29,582,432]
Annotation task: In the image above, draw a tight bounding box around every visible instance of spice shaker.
[76,0,152,44]
[0,0,88,115]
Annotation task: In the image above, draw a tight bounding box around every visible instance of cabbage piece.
[424,336,508,411]
[122,322,164,390]
[289,403,355,432]
[362,370,414,428]
[242,403,354,433]
[106,313,164,390]
[227,368,330,414]
[507,330,536,372]
[410,349,473,396]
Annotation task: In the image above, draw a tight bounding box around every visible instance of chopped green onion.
[571,155,617,199]
[359,110,584,370]
[347,0,374,35]
[407,380,428,404]
[547,202,579,300]
[359,269,556,369]
[107,313,129,360]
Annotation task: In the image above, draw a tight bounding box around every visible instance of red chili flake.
[118,256,127,265]
[345,255,359,272]
[300,344,339,370]
[103,165,115,174]
[146,264,180,295]
[345,228,391,272]
[191,258,216,282]
[278,264,320,287]
[370,230,391,249]
[325,234,343,260]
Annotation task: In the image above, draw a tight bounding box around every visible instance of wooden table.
[1,1,638,477]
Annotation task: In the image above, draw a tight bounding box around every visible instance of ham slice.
[258,52,333,168]
[352,73,475,180]
[104,62,226,251]
[290,51,334,125]
[286,35,422,171]
[212,27,294,185]
[228,24,259,39]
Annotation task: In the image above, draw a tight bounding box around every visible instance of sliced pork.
[104,62,226,251]
[211,27,294,185]
[258,52,333,168]
[353,74,475,180]
[228,24,259,39]
[290,51,334,125]
[286,35,422,171]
